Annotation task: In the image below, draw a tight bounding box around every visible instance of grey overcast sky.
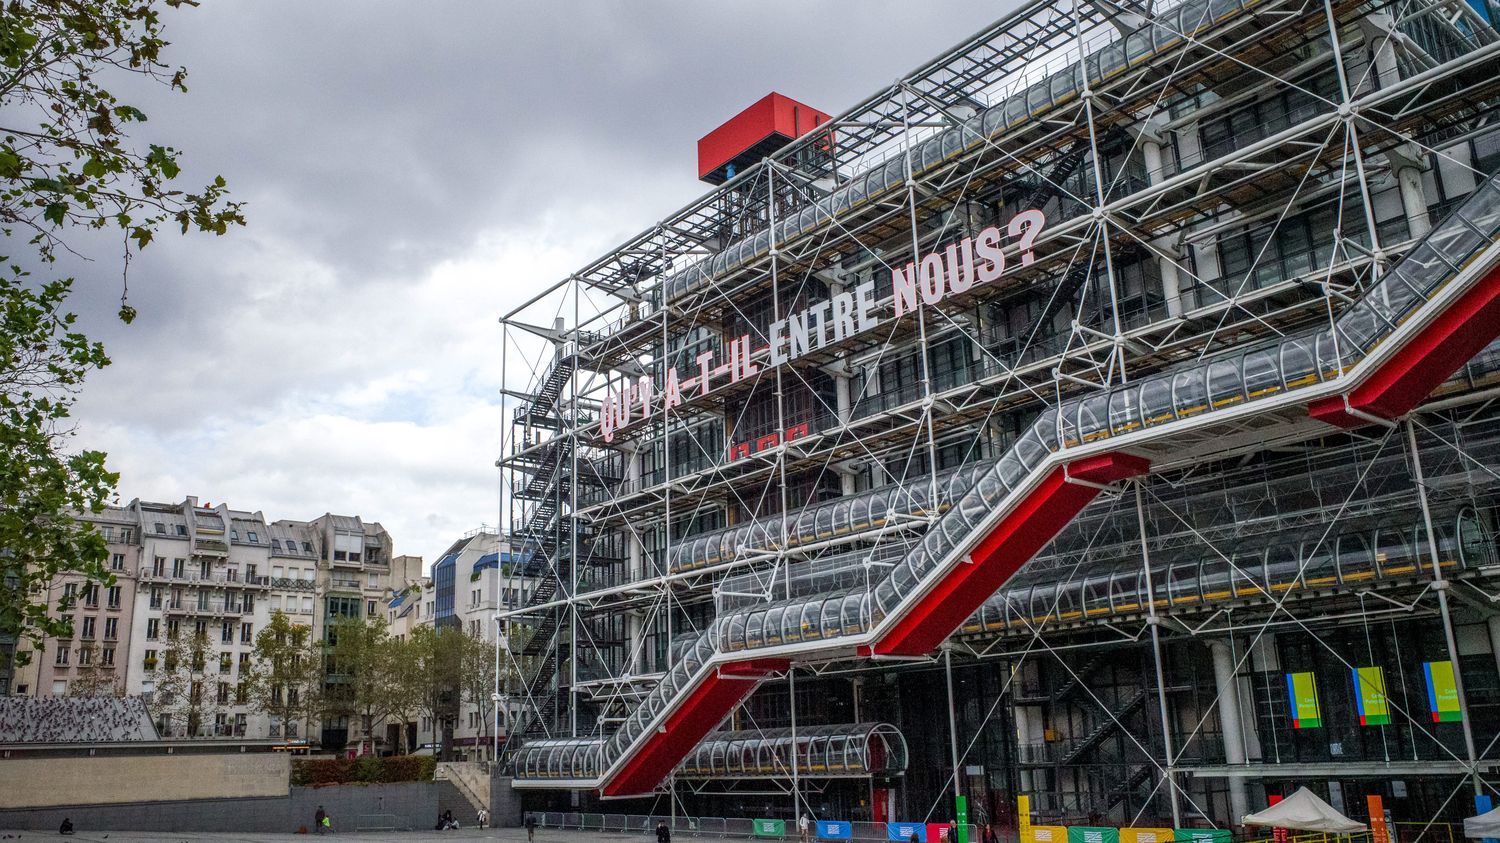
[57,1,1004,566]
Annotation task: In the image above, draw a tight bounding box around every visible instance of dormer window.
[247,531,259,543]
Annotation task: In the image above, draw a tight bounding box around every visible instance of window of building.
[366,600,375,615]
[166,619,179,639]
[220,653,232,674]
[80,617,95,639]
[247,531,258,543]
[104,617,117,640]
[54,647,68,666]
[271,539,281,552]
[221,620,233,643]
[302,541,313,553]
[83,585,98,608]
[111,553,125,571]
[217,683,230,705]
[154,523,165,534]
[107,586,121,609]
[231,529,240,541]
[146,618,159,640]
[272,565,284,579]
[100,526,113,541]
[238,652,251,673]
[101,647,115,666]
[176,524,187,536]
[153,556,165,576]
[270,596,282,612]
[301,596,313,613]
[172,558,185,578]
[62,582,77,603]
[193,620,207,637]
[78,647,92,666]
[143,649,157,670]
[199,559,210,578]
[58,615,73,637]
[368,573,378,588]
[51,680,66,696]
[240,623,253,644]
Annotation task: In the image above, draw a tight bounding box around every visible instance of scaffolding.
[497,0,1500,826]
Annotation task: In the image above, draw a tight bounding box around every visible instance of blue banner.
[819,820,853,840]
[889,822,928,842]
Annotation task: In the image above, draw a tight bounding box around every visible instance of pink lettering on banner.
[595,209,1045,443]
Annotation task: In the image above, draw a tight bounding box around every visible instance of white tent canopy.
[1242,788,1369,833]
[1465,805,1500,839]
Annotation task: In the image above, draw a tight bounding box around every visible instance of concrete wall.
[0,752,289,809]
[0,781,439,833]
[491,776,523,827]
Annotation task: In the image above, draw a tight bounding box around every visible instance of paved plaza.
[0,831,650,843]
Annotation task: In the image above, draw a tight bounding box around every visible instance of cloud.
[49,1,1005,562]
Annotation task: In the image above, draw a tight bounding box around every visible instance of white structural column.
[1138,120,1185,317]
[1361,13,1432,239]
[1208,639,1250,824]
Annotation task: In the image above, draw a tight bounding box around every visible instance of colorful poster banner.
[1367,796,1391,843]
[1353,666,1391,726]
[927,823,955,841]
[754,819,787,838]
[1173,829,1232,843]
[1018,795,1033,843]
[955,794,970,843]
[1286,672,1322,728]
[888,822,927,842]
[1068,828,1121,843]
[1120,828,1174,843]
[818,820,853,840]
[1424,660,1463,722]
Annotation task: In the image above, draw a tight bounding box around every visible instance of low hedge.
[291,754,436,786]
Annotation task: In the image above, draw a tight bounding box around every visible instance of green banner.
[1353,666,1391,726]
[1068,827,1121,843]
[1424,660,1463,723]
[754,818,787,838]
[1174,830,1232,843]
[1286,671,1322,729]
[955,795,969,843]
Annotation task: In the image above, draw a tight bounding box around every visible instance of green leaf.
[82,157,106,178]
[43,203,67,225]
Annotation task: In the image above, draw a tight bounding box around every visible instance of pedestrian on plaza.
[526,813,538,842]
[982,822,1000,843]
[314,806,327,835]
[656,819,672,843]
[799,813,812,843]
[58,817,74,835]
[477,807,489,829]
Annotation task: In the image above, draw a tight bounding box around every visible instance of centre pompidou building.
[497,0,1500,830]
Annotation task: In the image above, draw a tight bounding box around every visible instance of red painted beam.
[873,453,1149,657]
[1310,261,1500,428]
[602,658,788,797]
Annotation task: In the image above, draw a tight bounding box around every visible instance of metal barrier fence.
[354,812,404,832]
[530,812,980,840]
[528,814,1468,843]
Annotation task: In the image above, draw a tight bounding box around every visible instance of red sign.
[728,422,811,461]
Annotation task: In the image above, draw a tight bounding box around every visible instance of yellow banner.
[1121,829,1175,843]
[1018,795,1032,843]
[1031,826,1069,843]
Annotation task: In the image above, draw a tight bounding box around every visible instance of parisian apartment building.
[5,495,421,745]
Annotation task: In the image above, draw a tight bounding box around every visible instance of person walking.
[656,819,672,843]
[525,813,538,842]
[982,822,1000,843]
[477,807,489,829]
[799,813,812,843]
[314,806,327,835]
